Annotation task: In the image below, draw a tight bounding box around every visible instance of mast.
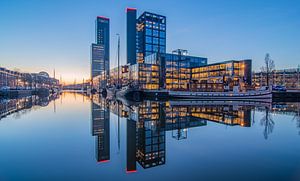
[298,65,300,88]
[117,34,120,88]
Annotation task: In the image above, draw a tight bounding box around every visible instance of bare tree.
[261,53,275,88]
[260,107,275,140]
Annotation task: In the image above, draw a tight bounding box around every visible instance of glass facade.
[91,95,110,162]
[108,65,129,87]
[136,101,166,168]
[87,96,254,172]
[129,63,160,90]
[91,44,105,78]
[144,51,208,90]
[191,60,252,91]
[136,12,166,63]
[126,100,251,168]
[95,16,110,77]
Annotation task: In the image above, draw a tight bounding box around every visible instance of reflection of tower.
[126,118,137,173]
[91,99,110,163]
[136,101,166,169]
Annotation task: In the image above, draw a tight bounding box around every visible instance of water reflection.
[91,95,300,173]
[91,97,110,163]
[0,93,60,120]
[272,102,300,135]
[1,93,300,179]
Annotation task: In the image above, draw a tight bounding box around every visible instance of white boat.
[169,89,272,100]
[169,100,272,107]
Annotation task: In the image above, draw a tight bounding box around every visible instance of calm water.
[0,93,300,181]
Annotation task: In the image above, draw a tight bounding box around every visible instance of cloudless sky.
[0,0,299,84]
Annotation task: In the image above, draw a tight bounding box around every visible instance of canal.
[0,92,300,180]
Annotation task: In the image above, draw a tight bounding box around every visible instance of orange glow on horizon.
[3,65,90,85]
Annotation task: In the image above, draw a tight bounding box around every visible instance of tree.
[260,107,275,140]
[261,53,275,88]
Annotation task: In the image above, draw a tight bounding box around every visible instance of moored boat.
[169,89,272,100]
[116,86,143,101]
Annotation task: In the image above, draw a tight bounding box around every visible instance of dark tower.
[126,119,137,173]
[126,8,137,65]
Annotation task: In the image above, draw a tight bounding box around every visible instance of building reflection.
[91,94,110,162]
[126,100,252,171]
[90,97,300,172]
[127,118,137,172]
[134,102,166,169]
[0,94,59,120]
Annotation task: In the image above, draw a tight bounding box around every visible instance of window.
[160,31,166,38]
[153,30,159,37]
[153,22,158,29]
[160,24,166,30]
[146,21,152,28]
[145,51,152,57]
[153,38,158,44]
[146,44,152,51]
[146,36,152,44]
[159,46,166,53]
[159,39,165,45]
[153,45,158,52]
[146,28,152,36]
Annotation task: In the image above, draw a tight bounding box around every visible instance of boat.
[169,89,272,100]
[116,86,143,101]
[106,87,117,99]
[169,99,272,107]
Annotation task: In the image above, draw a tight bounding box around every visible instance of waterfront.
[0,92,300,180]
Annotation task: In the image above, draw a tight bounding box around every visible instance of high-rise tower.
[126,8,137,65]
[91,16,110,80]
[136,12,166,63]
[126,9,166,64]
[96,16,110,77]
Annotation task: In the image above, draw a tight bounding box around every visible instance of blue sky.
[0,0,299,83]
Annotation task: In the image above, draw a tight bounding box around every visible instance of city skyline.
[1,0,300,84]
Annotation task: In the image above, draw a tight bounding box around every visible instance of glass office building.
[191,59,252,91]
[136,12,166,63]
[91,95,110,162]
[144,50,208,90]
[95,16,110,77]
[135,101,166,169]
[129,63,160,90]
[109,65,129,87]
[91,44,105,78]
[129,53,251,91]
[91,16,110,89]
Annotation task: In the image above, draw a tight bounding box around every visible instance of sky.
[0,0,300,84]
